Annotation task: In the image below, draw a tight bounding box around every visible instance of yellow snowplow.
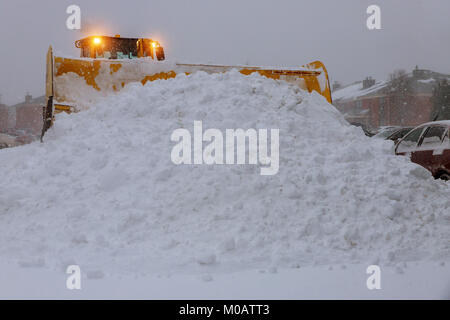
[42,35,332,139]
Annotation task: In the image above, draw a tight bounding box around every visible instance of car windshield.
[396,127,425,153]
[418,126,447,149]
[388,128,413,140]
[374,127,399,138]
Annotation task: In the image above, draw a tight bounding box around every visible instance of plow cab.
[75,35,165,61]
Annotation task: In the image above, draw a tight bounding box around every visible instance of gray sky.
[0,0,449,105]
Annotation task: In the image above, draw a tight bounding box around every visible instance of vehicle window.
[376,128,398,139]
[418,126,446,149]
[441,129,450,148]
[396,127,424,153]
[389,128,412,141]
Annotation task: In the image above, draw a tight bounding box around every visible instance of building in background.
[0,99,16,148]
[0,94,44,148]
[12,94,45,137]
[333,67,450,129]
[0,100,8,133]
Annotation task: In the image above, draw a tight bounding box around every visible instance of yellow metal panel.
[51,56,332,112]
[45,46,54,98]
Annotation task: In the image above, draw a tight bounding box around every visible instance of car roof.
[415,120,450,128]
[386,127,414,138]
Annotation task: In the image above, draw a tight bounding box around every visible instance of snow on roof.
[11,95,46,108]
[415,120,450,127]
[333,80,387,101]
[418,78,435,84]
[333,69,450,102]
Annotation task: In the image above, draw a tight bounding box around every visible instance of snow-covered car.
[373,126,403,139]
[374,126,414,144]
[395,121,450,180]
[385,127,414,143]
[349,122,375,137]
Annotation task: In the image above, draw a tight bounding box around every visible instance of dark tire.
[437,172,450,181]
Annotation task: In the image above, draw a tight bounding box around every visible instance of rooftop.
[11,95,45,108]
[332,80,387,101]
[333,68,450,102]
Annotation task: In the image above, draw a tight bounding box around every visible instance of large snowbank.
[0,70,449,277]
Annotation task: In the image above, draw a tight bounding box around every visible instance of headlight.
[93,37,101,45]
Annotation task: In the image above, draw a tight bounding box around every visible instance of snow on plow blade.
[42,46,331,138]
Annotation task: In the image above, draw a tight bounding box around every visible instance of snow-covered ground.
[0,71,449,298]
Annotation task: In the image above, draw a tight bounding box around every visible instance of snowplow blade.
[177,61,332,104]
[42,46,331,137]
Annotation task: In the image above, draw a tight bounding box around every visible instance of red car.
[395,121,450,180]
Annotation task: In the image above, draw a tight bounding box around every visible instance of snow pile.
[54,57,177,109]
[0,70,449,277]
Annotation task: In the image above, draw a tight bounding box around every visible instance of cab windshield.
[82,37,139,59]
